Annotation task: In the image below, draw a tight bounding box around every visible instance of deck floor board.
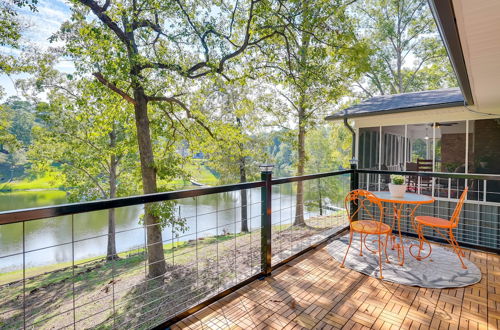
[172,242,500,329]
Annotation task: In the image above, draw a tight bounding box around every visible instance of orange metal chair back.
[450,187,468,227]
[344,189,384,224]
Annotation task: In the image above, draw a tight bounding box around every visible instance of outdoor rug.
[326,234,481,288]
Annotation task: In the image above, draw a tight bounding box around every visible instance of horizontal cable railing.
[270,173,351,266]
[0,170,352,329]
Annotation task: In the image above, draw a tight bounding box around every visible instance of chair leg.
[359,232,363,256]
[341,231,354,268]
[377,234,383,279]
[449,229,467,269]
[409,223,432,261]
[417,224,424,259]
[384,233,390,263]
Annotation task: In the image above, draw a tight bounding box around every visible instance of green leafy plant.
[390,175,405,185]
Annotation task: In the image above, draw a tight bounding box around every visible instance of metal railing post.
[350,161,359,220]
[260,165,273,276]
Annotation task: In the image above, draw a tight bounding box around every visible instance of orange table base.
[372,191,435,266]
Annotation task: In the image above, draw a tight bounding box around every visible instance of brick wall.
[441,133,467,171]
[474,119,500,173]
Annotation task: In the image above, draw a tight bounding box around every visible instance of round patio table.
[371,191,434,266]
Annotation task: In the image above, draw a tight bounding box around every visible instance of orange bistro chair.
[341,190,391,279]
[410,187,469,269]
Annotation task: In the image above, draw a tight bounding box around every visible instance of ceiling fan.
[414,122,459,127]
[435,122,458,128]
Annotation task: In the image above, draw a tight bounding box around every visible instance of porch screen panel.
[407,123,433,163]
[470,119,500,203]
[434,121,467,199]
[358,127,380,170]
[358,127,380,191]
[381,125,405,171]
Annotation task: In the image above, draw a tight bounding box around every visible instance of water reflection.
[0,188,307,272]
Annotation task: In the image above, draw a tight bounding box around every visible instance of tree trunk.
[107,150,118,260]
[133,88,166,278]
[294,11,310,227]
[294,105,306,226]
[239,156,249,233]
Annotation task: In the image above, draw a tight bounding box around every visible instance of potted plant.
[389,175,406,198]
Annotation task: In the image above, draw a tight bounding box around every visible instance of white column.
[432,123,436,171]
[404,124,408,170]
[465,120,469,174]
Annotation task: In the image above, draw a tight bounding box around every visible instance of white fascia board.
[353,106,500,128]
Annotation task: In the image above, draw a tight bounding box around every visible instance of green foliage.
[28,73,140,201]
[2,97,36,146]
[0,0,37,78]
[390,175,405,185]
[142,201,188,234]
[260,0,369,128]
[411,138,427,161]
[267,130,295,177]
[192,79,269,183]
[354,0,457,96]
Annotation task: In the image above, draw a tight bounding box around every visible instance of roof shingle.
[326,88,464,120]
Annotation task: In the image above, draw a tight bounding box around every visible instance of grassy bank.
[1,159,219,193]
[0,232,246,286]
[0,172,64,192]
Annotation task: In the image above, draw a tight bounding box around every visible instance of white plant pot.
[389,184,406,198]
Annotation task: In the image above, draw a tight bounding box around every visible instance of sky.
[0,0,72,99]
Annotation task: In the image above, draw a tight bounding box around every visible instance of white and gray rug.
[326,234,481,288]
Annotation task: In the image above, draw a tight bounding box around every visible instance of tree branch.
[147,95,215,138]
[76,0,130,47]
[93,72,137,105]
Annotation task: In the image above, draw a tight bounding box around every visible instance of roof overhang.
[428,0,474,106]
[325,88,464,121]
[352,105,499,128]
[325,101,463,121]
[430,0,500,113]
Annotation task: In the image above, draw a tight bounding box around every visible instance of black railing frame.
[260,169,273,276]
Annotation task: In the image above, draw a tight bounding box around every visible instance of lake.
[0,187,319,272]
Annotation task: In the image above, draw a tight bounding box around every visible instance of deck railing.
[0,169,351,329]
[0,168,498,329]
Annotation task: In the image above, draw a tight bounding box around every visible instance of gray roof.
[326,88,464,120]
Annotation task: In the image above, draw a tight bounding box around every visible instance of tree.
[57,0,290,278]
[1,0,35,150]
[196,79,268,232]
[354,0,457,97]
[0,97,36,179]
[305,123,351,214]
[29,77,139,260]
[259,0,368,226]
[0,0,37,78]
[3,97,35,146]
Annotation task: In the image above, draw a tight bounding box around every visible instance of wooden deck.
[172,242,500,330]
